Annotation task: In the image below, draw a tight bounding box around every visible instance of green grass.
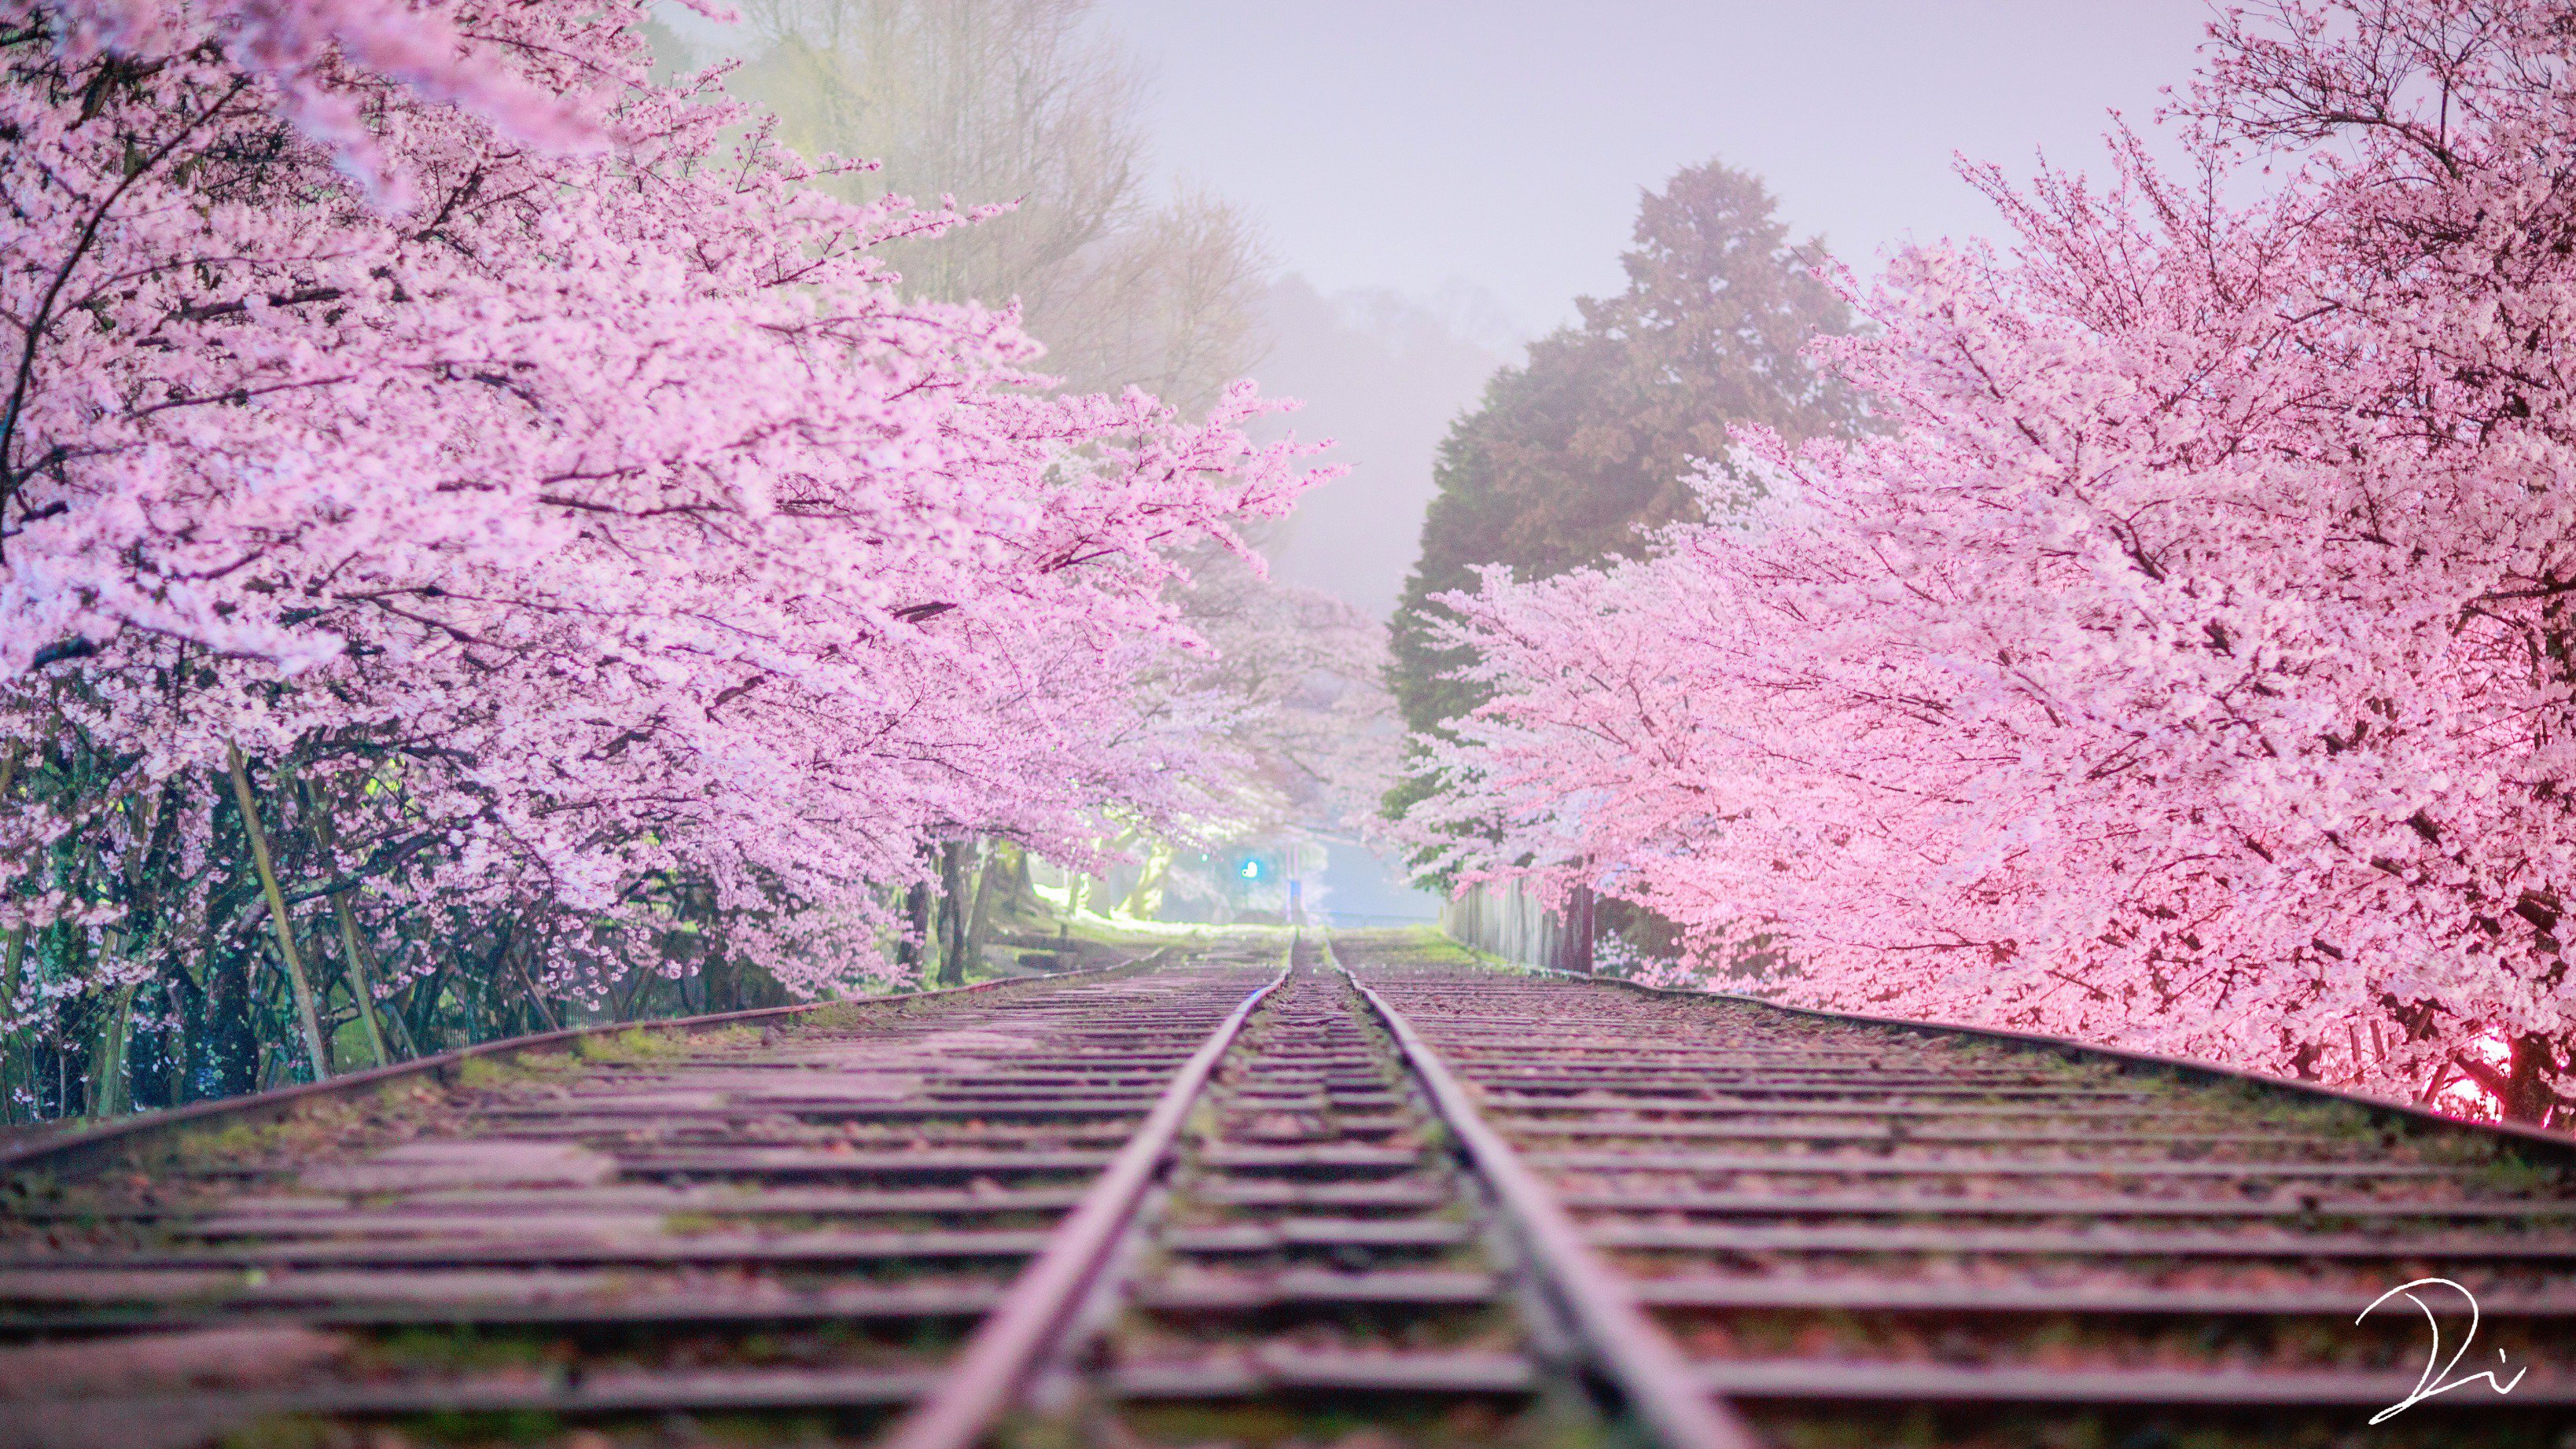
[362,1324,560,1374]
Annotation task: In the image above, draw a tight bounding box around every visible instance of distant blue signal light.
[1238,858,1263,881]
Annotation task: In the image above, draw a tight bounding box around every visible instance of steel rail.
[1507,962,2576,1160]
[1350,941,2576,1429]
[1338,961,1761,1449]
[875,951,1290,1449]
[1092,943,1556,1404]
[5,952,1277,1447]
[0,949,1171,1175]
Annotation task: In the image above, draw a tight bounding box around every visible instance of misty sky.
[1101,2,2215,333]
[1087,2,2217,621]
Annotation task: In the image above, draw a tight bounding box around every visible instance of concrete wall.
[1440,879,1592,973]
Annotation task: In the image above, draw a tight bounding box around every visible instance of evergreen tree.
[1387,160,1868,751]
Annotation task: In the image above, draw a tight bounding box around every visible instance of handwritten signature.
[2358,1277,2527,1423]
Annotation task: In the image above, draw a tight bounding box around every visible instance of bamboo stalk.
[226,742,331,1079]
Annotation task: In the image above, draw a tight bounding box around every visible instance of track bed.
[9,929,2576,1449]
[0,951,1275,1448]
[1339,931,2576,1448]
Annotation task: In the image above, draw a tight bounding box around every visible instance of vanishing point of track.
[6,929,2576,1448]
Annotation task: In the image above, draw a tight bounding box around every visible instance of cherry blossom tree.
[1410,0,2576,1124]
[0,0,1316,1115]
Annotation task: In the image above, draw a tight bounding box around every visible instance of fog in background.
[664,2,2215,622]
[1102,1,2210,332]
[1251,279,1514,621]
[1094,2,2211,618]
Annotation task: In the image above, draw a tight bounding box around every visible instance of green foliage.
[1386,159,1871,772]
[574,1026,661,1061]
[363,1325,557,1374]
[452,1051,569,1089]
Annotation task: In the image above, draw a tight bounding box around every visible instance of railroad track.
[1338,929,2576,1448]
[1016,936,1728,1449]
[5,929,2574,1448]
[0,945,1276,1449]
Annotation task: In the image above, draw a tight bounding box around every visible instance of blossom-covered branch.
[1407,0,2576,1124]
[0,0,1322,1112]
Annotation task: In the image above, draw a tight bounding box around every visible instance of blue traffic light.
[1238,857,1263,881]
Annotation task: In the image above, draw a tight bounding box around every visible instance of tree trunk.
[2449,1032,2563,1125]
[964,844,1000,976]
[990,841,1040,924]
[0,926,25,1124]
[900,880,934,982]
[301,779,389,1067]
[473,918,526,1036]
[328,899,391,1065]
[199,942,259,1099]
[384,969,432,1059]
[510,935,560,1032]
[614,953,657,1023]
[693,884,738,1013]
[1119,842,1170,920]
[1011,844,1036,916]
[0,746,25,1120]
[937,840,970,987]
[225,743,330,1079]
[87,981,138,1118]
[2501,1032,2561,1125]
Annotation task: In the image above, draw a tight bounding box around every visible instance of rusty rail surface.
[0,940,1271,1449]
[1342,947,1760,1449]
[876,954,1286,1449]
[14,925,2576,1449]
[1519,958,2576,1163]
[0,947,1173,1176]
[1337,929,2576,1445]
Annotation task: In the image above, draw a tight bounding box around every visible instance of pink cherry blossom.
[1408,0,2576,1122]
[1,0,1323,1075]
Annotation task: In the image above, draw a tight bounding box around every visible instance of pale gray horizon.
[1090,2,2217,620]
[1100,2,2214,334]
